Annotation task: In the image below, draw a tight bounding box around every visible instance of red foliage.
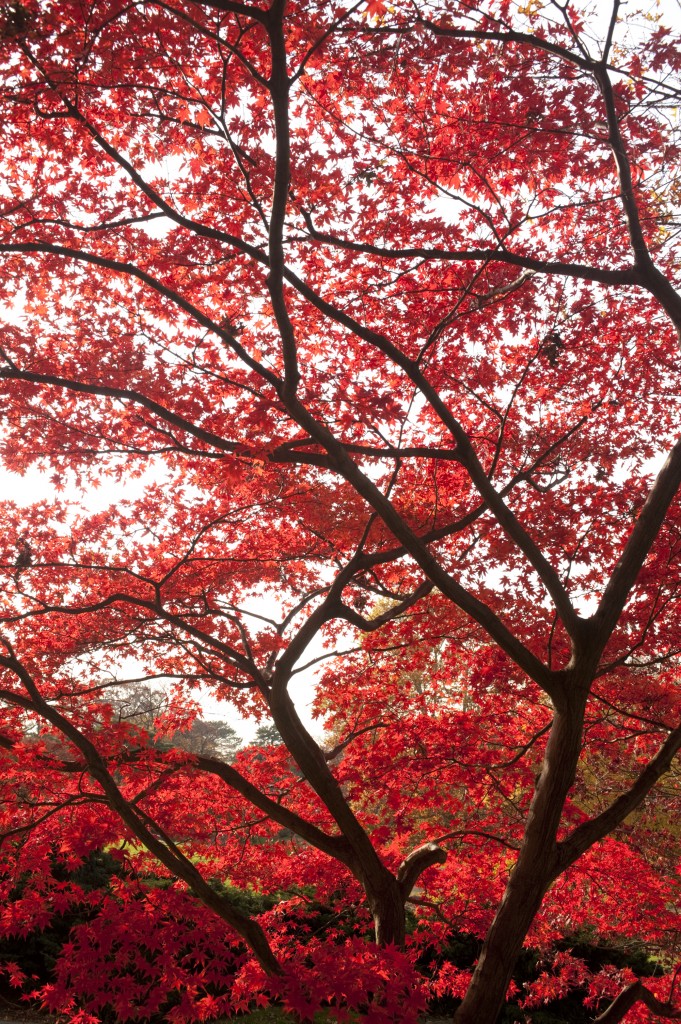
[0,1,680,1022]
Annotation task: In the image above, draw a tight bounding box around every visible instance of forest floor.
[0,996,452,1023]
[0,1007,452,1024]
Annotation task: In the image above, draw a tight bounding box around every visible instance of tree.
[253,720,283,747]
[176,717,242,760]
[106,683,243,758]
[106,683,171,732]
[0,0,680,1020]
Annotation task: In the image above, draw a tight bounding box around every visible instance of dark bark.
[594,980,681,1022]
[369,880,408,948]
[397,843,448,901]
[453,700,586,1024]
[267,685,419,947]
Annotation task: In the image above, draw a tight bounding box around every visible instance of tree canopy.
[0,1,680,1022]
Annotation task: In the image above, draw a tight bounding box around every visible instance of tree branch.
[594,980,681,1023]
[0,242,279,387]
[592,435,681,647]
[555,720,681,873]
[194,753,353,865]
[416,17,593,71]
[300,212,638,288]
[0,650,284,976]
[397,842,447,900]
[264,4,299,399]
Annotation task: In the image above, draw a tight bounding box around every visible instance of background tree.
[0,1,680,1022]
[253,721,284,747]
[106,682,242,758]
[177,717,242,760]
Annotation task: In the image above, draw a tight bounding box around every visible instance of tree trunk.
[454,700,586,1024]
[452,866,552,1023]
[369,882,407,947]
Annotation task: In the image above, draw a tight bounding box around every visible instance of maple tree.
[0,0,680,1020]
